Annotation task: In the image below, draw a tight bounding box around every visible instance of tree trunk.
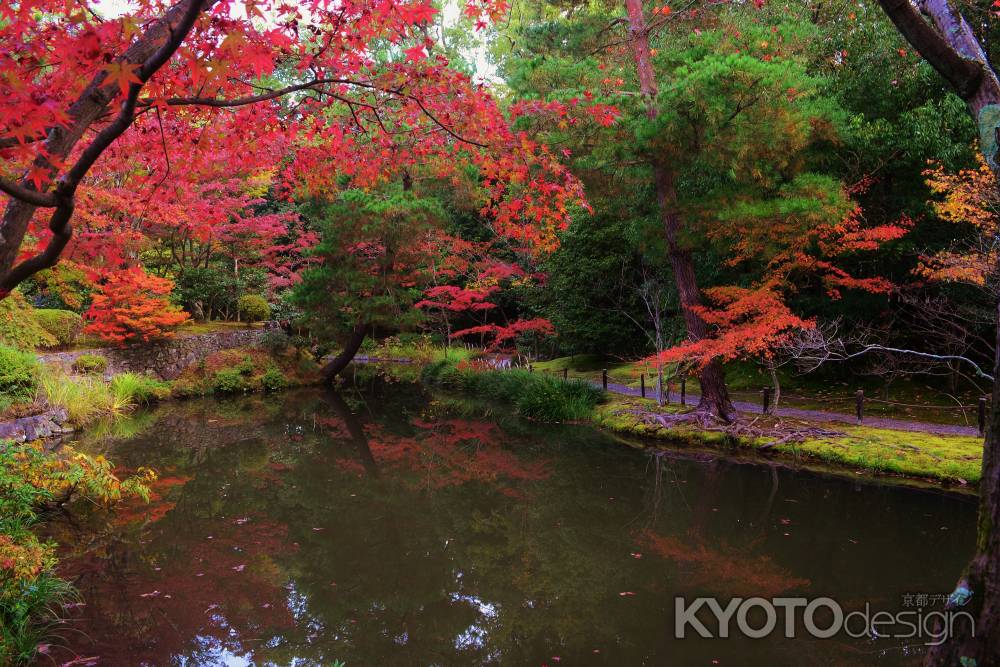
[768,361,781,410]
[320,322,367,384]
[0,0,215,289]
[624,0,734,420]
[923,301,1000,666]
[874,1,1000,664]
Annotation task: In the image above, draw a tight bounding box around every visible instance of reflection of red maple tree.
[330,417,552,490]
[638,528,810,598]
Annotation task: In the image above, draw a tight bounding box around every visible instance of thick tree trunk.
[923,301,1000,666]
[320,322,367,384]
[874,1,1000,664]
[624,0,734,420]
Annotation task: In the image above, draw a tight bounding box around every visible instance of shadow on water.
[45,383,977,666]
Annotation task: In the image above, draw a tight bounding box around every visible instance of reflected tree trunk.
[325,390,379,477]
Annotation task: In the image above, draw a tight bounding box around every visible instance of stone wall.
[0,408,74,444]
[39,324,279,380]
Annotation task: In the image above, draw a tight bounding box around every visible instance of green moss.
[780,427,983,484]
[72,354,108,375]
[593,394,983,486]
[0,292,56,351]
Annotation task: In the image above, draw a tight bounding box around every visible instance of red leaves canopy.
[0,0,585,292]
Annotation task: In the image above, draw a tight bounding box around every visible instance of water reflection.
[46,386,976,666]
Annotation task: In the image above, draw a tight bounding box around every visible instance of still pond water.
[49,384,976,666]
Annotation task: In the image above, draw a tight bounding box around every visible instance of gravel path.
[597,380,981,437]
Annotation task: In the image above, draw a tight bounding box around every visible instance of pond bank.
[372,357,984,492]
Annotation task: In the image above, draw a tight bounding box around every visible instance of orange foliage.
[917,156,999,287]
[652,201,910,367]
[84,267,190,344]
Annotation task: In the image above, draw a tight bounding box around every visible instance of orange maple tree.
[649,197,912,368]
[84,267,190,344]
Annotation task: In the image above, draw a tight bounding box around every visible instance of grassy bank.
[594,395,983,487]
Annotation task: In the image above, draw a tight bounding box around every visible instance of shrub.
[235,355,256,376]
[84,267,189,344]
[238,294,271,323]
[0,292,56,351]
[258,329,290,354]
[0,347,38,410]
[213,368,249,393]
[169,376,205,399]
[110,373,170,405]
[72,354,108,375]
[422,360,603,422]
[32,310,83,348]
[261,366,289,391]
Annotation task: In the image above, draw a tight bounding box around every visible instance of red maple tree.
[0,0,592,298]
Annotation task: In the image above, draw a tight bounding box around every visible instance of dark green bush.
[238,294,271,323]
[213,368,248,393]
[261,367,289,391]
[0,347,39,409]
[72,354,108,375]
[32,310,83,348]
[258,329,290,354]
[0,293,56,351]
[421,360,603,422]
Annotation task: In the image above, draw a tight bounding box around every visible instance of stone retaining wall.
[0,408,74,444]
[39,323,279,380]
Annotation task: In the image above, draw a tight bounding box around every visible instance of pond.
[48,383,976,666]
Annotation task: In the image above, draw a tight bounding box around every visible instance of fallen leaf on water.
[232,564,246,572]
[139,590,161,598]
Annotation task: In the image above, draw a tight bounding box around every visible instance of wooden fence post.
[528,364,533,373]
[980,397,988,437]
[762,386,771,415]
[602,369,608,390]
[562,368,568,382]
[640,373,646,398]
[855,390,864,425]
[680,378,686,406]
